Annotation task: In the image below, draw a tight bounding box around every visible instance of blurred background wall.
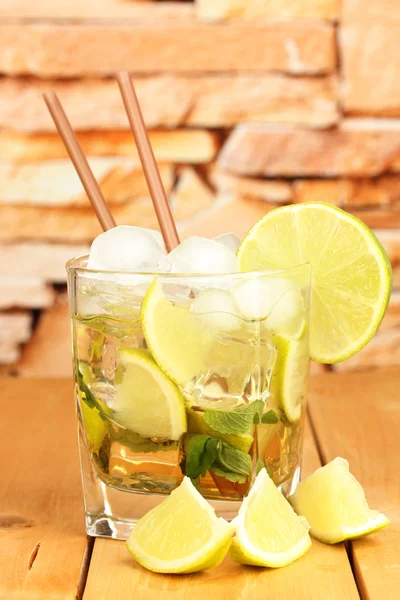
[0,0,399,376]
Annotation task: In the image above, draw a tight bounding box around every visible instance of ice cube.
[167,236,237,274]
[190,288,241,332]
[214,233,241,255]
[232,277,302,324]
[87,225,166,273]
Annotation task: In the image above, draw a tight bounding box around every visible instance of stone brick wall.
[0,0,399,375]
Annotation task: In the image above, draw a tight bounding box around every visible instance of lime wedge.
[185,403,254,453]
[230,468,311,567]
[289,457,390,544]
[237,202,392,363]
[141,279,214,387]
[126,477,233,573]
[81,400,109,452]
[271,331,309,422]
[114,348,187,441]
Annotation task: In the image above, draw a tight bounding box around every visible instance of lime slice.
[237,202,392,363]
[271,331,309,422]
[185,403,254,453]
[141,279,215,387]
[81,400,109,452]
[230,468,311,567]
[126,476,233,573]
[289,457,389,544]
[114,348,187,441]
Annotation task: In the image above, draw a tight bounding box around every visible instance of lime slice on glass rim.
[230,468,311,568]
[237,202,392,363]
[289,457,390,544]
[114,348,187,441]
[141,279,214,387]
[126,476,233,573]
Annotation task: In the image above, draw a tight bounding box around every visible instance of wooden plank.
[308,369,400,600]
[0,23,335,76]
[0,378,88,599]
[83,414,358,599]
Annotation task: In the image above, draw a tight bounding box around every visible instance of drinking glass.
[67,256,311,539]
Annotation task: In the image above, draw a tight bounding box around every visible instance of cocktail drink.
[68,228,311,539]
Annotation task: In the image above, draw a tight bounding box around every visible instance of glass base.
[82,465,302,541]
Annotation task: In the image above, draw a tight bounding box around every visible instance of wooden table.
[1,370,399,599]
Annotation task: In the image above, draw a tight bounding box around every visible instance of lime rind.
[237,202,392,364]
[289,457,390,544]
[141,279,215,387]
[115,347,187,441]
[126,477,233,573]
[230,468,311,568]
[271,333,309,423]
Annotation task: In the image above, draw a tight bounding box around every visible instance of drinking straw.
[116,71,180,252]
[43,91,116,232]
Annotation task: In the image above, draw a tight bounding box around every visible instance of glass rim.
[66,254,311,282]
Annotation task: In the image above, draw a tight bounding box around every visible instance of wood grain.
[83,416,358,600]
[0,378,88,599]
[309,369,400,600]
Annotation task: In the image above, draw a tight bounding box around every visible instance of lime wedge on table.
[230,468,311,568]
[237,202,392,363]
[141,279,214,387]
[114,348,187,441]
[126,477,233,573]
[289,457,390,544]
[271,331,309,423]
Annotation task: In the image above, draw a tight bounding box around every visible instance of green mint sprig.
[183,434,253,486]
[203,400,278,434]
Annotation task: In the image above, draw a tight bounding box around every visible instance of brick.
[0,277,54,309]
[0,130,218,164]
[0,312,32,364]
[0,160,173,207]
[0,243,89,282]
[0,75,339,131]
[196,0,339,20]
[379,291,400,331]
[0,191,218,242]
[342,0,400,24]
[15,295,73,377]
[211,168,292,203]
[0,1,192,20]
[375,230,400,287]
[293,180,343,206]
[0,23,335,76]
[170,168,214,221]
[341,23,400,116]
[333,329,400,372]
[218,121,400,177]
[180,196,277,239]
[0,202,160,242]
[294,176,400,208]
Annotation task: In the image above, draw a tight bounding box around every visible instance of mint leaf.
[183,435,221,480]
[78,370,97,409]
[261,410,279,424]
[217,442,253,478]
[203,400,264,435]
[210,467,247,484]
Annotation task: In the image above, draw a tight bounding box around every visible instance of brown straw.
[43,91,116,232]
[116,71,180,252]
